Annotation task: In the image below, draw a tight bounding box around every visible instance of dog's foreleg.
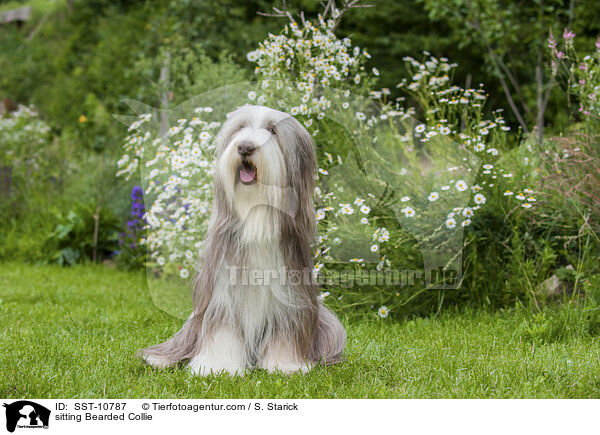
[188,326,246,376]
[258,338,313,374]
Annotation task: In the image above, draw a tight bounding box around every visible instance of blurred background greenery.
[1,0,599,317]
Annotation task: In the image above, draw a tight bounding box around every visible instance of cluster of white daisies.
[0,105,51,171]
[117,108,221,279]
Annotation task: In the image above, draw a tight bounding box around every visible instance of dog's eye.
[268,127,276,135]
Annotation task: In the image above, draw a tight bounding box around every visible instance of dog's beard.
[216,138,293,245]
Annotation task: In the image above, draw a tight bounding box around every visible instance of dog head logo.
[3,401,50,433]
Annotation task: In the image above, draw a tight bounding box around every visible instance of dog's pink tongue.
[240,166,256,183]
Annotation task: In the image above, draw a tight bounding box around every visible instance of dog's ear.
[279,115,318,251]
[293,121,317,190]
[213,111,238,157]
[213,122,231,157]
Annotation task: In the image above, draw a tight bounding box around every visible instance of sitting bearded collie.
[140,105,346,375]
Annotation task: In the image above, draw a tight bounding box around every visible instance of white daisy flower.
[378,306,389,318]
[445,217,457,229]
[455,180,468,191]
[378,230,390,242]
[318,291,330,301]
[180,268,189,279]
[474,193,486,204]
[402,207,416,217]
[370,244,379,252]
[340,205,354,215]
[360,205,371,214]
[428,192,439,202]
[401,196,410,202]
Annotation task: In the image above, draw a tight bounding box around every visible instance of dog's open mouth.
[239,161,257,185]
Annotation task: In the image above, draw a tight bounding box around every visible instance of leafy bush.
[44,202,120,266]
[0,106,53,219]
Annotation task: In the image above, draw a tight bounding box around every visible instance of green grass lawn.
[1,263,600,398]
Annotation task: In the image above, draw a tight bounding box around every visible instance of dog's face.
[216,105,287,192]
[214,105,316,241]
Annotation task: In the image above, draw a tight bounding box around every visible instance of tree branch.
[471,18,531,130]
[497,72,530,133]
[258,0,373,31]
[487,48,532,118]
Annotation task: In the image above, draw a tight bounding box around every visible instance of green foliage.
[132,44,250,109]
[44,202,120,266]
[1,0,600,317]
[0,108,130,265]
[0,106,53,219]
[419,0,600,136]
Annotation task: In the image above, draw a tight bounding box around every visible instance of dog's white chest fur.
[188,240,307,375]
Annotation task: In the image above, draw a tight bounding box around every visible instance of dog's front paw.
[187,358,246,377]
[187,326,247,376]
[258,346,314,374]
[259,358,313,374]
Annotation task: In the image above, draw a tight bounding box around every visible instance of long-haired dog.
[140,105,346,375]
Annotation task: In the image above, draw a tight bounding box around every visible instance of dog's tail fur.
[137,313,202,368]
[311,304,346,365]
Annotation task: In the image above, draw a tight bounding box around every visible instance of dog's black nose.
[237,141,256,157]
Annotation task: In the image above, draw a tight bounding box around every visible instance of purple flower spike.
[548,30,556,49]
[131,185,143,200]
[563,28,575,41]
